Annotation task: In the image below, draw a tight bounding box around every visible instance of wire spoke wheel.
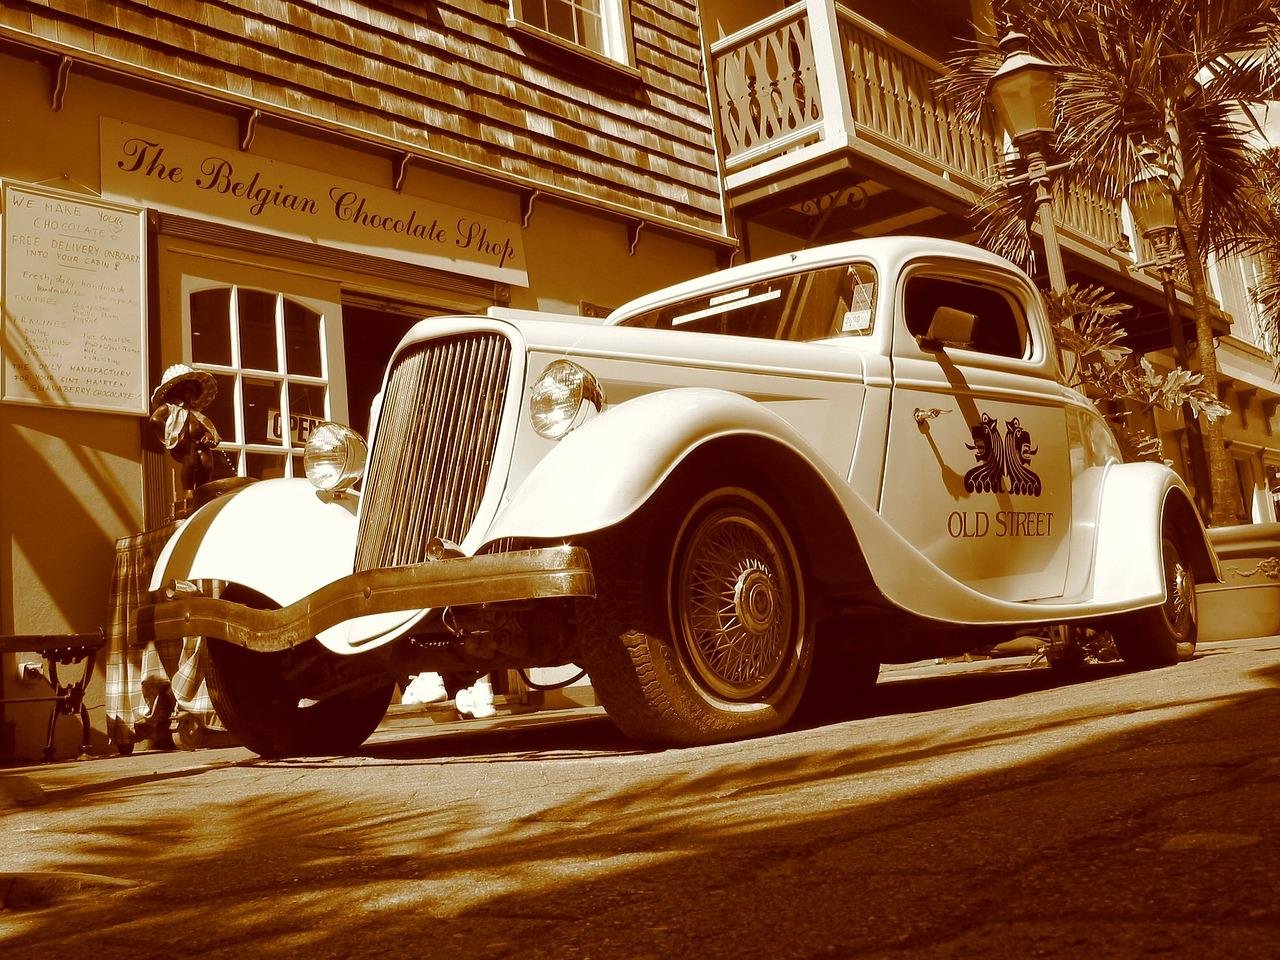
[577,485,812,746]
[673,497,800,702]
[1162,538,1197,643]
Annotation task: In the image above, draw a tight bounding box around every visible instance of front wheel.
[579,487,813,746]
[201,587,395,758]
[1111,532,1197,668]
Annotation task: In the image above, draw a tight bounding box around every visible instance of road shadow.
[5,655,1279,959]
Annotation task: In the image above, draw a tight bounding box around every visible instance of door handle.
[913,406,951,424]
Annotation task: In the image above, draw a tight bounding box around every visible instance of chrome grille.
[354,332,511,571]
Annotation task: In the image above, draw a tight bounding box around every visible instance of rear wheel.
[579,487,812,745]
[1112,532,1197,668]
[201,587,395,758]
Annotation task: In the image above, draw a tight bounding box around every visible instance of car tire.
[795,620,880,723]
[579,486,813,746]
[1111,531,1197,668]
[201,588,396,758]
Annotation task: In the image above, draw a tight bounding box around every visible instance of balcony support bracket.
[51,55,74,111]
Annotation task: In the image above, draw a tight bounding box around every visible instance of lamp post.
[1126,158,1188,358]
[1126,155,1216,518]
[989,32,1067,295]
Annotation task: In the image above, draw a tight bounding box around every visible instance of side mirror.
[917,306,976,351]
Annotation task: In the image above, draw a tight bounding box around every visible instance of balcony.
[710,0,1125,258]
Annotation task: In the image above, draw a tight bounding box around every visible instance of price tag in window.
[841,309,872,333]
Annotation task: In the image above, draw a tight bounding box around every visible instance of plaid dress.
[104,522,217,745]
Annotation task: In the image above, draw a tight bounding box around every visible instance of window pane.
[287,382,327,447]
[243,377,284,446]
[522,0,548,31]
[291,455,304,480]
[245,452,287,480]
[238,289,279,371]
[288,381,327,420]
[190,288,232,366]
[576,5,604,52]
[204,372,237,444]
[283,299,323,377]
[546,0,574,42]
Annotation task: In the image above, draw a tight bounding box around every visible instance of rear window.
[619,263,877,342]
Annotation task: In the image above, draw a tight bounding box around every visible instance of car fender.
[149,478,418,651]
[1089,460,1220,601]
[484,387,851,543]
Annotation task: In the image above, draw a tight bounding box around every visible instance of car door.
[878,261,1071,602]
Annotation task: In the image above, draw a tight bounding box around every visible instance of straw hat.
[151,363,218,411]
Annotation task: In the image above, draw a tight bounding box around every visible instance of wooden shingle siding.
[1,0,724,234]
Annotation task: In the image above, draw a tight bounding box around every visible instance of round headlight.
[530,360,605,440]
[303,422,368,492]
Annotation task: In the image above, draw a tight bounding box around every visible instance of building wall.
[0,0,724,237]
[0,0,729,760]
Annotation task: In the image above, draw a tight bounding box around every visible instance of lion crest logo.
[964,413,1041,497]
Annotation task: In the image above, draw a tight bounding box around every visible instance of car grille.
[354,332,512,571]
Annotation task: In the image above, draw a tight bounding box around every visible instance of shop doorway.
[341,303,446,439]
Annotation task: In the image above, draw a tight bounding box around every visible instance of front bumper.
[134,546,595,653]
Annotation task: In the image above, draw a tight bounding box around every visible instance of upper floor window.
[511,0,632,64]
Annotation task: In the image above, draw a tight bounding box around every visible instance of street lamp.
[989,32,1068,294]
[1126,154,1216,517]
[1126,155,1187,356]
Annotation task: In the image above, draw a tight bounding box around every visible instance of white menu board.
[1,181,147,415]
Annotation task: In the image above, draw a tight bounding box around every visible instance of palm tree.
[938,0,1280,526]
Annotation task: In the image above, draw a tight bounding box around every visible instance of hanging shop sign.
[100,118,528,287]
[0,180,147,415]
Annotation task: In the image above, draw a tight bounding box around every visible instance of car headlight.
[303,422,368,492]
[530,360,606,440]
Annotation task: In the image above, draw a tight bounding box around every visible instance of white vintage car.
[140,237,1218,756]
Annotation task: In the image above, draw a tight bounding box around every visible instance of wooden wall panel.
[1,0,724,234]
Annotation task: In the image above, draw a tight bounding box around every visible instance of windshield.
[618,262,877,342]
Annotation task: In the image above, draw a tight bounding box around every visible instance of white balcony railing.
[710,0,1125,253]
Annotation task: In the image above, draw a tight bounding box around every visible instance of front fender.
[484,388,842,543]
[149,479,418,652]
[150,479,359,600]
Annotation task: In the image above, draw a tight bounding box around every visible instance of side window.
[622,263,877,342]
[904,274,1030,359]
[188,284,332,480]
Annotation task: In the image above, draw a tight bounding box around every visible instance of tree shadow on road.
[5,654,1279,960]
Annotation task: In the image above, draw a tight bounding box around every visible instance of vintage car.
[138,237,1218,757]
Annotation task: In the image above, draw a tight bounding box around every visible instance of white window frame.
[509,0,635,66]
[181,276,345,480]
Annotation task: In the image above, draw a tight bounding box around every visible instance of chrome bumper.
[134,546,595,653]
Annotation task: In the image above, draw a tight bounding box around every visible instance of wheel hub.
[734,565,778,635]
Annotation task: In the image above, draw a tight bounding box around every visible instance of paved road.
[3,637,1279,959]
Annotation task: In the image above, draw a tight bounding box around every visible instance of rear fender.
[1090,461,1220,600]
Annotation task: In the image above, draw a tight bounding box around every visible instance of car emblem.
[964,413,1041,497]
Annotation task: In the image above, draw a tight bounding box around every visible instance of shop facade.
[0,0,731,760]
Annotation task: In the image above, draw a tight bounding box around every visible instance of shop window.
[187,285,331,480]
[510,0,632,64]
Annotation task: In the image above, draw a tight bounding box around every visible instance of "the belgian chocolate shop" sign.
[100,118,528,287]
